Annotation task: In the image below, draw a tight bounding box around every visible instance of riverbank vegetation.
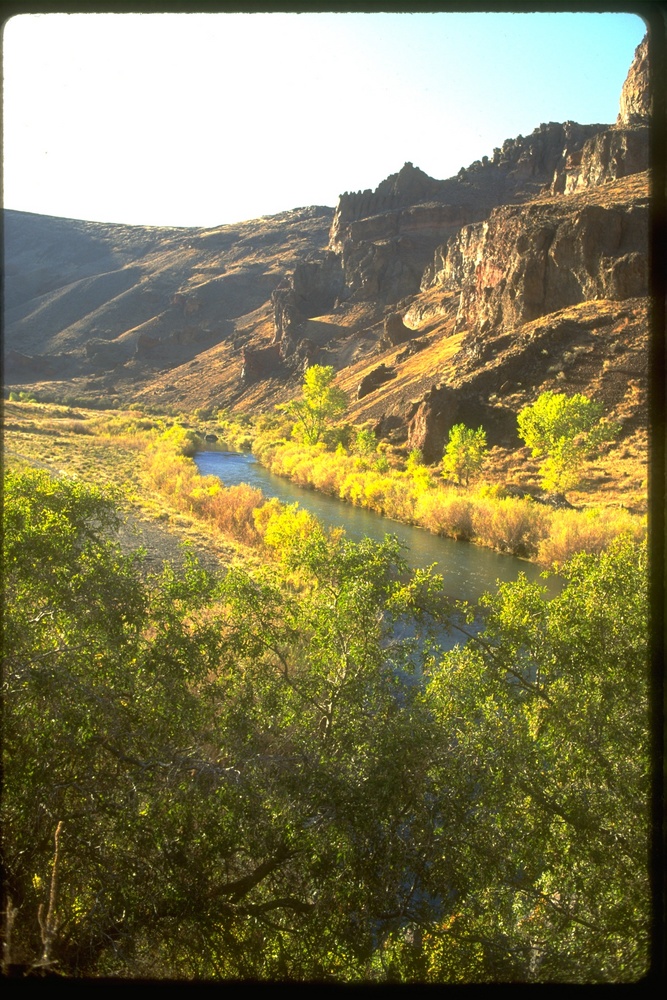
[3,466,650,981]
[3,392,646,571]
[250,427,644,568]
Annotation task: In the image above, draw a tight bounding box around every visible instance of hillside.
[3,36,650,481]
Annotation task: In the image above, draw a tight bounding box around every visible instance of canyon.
[3,36,650,477]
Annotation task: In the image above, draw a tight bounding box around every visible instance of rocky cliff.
[422,177,648,336]
[618,35,650,126]
[3,34,650,466]
[266,120,608,374]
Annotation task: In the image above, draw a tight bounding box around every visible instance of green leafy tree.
[407,534,650,982]
[280,365,348,445]
[2,468,452,979]
[441,424,487,486]
[3,468,648,982]
[517,391,618,492]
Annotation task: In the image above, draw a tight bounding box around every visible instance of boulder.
[407,384,518,464]
[356,364,397,400]
[382,312,413,347]
[373,412,406,441]
[241,343,283,383]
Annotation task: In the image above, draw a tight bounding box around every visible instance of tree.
[413,535,650,982]
[441,424,487,486]
[280,365,348,445]
[353,427,378,457]
[3,468,648,981]
[517,391,618,492]
[2,467,452,979]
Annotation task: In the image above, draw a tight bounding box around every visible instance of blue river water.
[194,450,556,607]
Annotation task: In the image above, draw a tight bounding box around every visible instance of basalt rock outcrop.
[550,125,649,195]
[406,384,519,464]
[370,36,650,466]
[271,252,345,356]
[382,312,414,347]
[270,122,609,358]
[552,36,649,196]
[326,124,605,307]
[418,39,649,342]
[617,35,650,126]
[241,343,284,383]
[5,349,58,380]
[422,181,648,337]
[357,364,397,400]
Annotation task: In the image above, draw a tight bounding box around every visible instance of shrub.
[262,502,325,564]
[206,482,263,546]
[472,496,550,557]
[537,507,647,568]
[415,490,475,541]
[159,424,202,457]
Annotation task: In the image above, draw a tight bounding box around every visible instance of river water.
[195,450,555,606]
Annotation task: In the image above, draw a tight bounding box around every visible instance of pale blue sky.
[2,11,647,228]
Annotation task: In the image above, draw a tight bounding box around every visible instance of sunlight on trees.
[517,391,619,492]
[441,424,488,487]
[3,469,649,982]
[279,365,348,445]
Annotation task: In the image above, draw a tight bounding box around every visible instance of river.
[195,450,557,606]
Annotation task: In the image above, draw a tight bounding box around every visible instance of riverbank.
[3,397,645,576]
[241,435,646,569]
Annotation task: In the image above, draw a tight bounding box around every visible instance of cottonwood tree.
[517,391,618,492]
[398,535,650,983]
[441,424,488,486]
[2,468,451,979]
[279,365,348,445]
[3,469,648,982]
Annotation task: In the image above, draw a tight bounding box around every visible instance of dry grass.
[2,400,246,569]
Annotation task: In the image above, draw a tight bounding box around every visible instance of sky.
[2,10,647,230]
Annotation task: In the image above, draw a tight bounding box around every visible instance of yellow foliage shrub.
[472,496,551,557]
[415,490,475,541]
[253,498,283,539]
[206,482,263,546]
[144,443,263,546]
[339,471,367,506]
[537,507,647,568]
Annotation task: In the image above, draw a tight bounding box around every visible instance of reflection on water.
[195,450,557,606]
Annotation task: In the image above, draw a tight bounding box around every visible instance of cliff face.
[271,252,344,356]
[269,120,608,366]
[618,35,650,125]
[327,123,605,302]
[4,34,649,447]
[341,35,649,466]
[417,34,650,342]
[423,178,648,336]
[551,126,649,194]
[550,35,649,196]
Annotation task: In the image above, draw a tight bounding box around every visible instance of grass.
[2,400,253,570]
